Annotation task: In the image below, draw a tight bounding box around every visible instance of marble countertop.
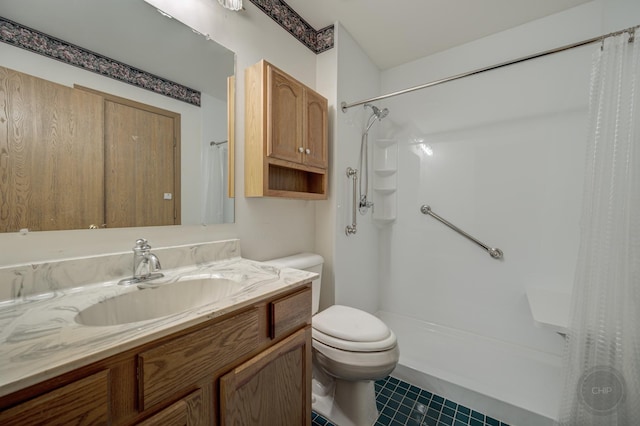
[0,256,315,398]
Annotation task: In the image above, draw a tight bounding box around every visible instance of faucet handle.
[134,238,151,251]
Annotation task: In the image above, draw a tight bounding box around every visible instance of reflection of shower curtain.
[201,143,227,224]
[558,30,640,425]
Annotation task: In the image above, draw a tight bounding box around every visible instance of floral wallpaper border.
[248,0,335,53]
[0,17,201,106]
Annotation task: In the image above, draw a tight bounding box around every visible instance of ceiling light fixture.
[217,0,242,11]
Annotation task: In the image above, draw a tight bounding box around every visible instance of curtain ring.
[628,28,635,44]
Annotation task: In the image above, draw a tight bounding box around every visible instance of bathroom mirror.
[0,0,236,230]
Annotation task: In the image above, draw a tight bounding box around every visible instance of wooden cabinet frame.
[220,327,312,425]
[245,60,328,199]
[0,286,312,426]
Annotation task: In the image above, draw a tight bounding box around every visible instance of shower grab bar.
[346,167,358,236]
[420,205,503,260]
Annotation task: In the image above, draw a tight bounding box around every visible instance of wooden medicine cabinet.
[245,60,328,199]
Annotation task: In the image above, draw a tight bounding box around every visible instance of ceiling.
[284,0,593,69]
[1,0,594,90]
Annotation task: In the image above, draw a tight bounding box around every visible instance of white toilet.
[266,253,399,426]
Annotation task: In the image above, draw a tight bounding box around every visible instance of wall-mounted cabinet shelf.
[245,60,328,200]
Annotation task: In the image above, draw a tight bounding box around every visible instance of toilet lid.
[312,305,397,352]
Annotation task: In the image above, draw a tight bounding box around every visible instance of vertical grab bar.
[345,167,358,235]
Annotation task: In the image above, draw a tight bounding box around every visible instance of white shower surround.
[332,1,640,424]
[351,1,640,424]
[379,311,562,426]
[373,4,600,423]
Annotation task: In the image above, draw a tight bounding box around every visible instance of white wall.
[332,24,382,314]
[315,41,338,310]
[602,0,640,31]
[0,0,322,266]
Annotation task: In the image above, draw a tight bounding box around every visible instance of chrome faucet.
[119,238,164,285]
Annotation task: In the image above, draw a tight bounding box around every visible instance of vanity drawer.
[138,308,260,410]
[269,287,312,339]
[0,370,110,425]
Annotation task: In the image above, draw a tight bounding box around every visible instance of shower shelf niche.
[373,139,398,223]
[374,169,396,176]
[372,188,395,195]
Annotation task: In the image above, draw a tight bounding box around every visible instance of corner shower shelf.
[374,169,397,176]
[373,187,396,194]
[525,286,571,334]
[373,139,398,223]
[373,217,396,225]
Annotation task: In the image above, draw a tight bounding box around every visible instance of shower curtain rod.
[340,24,639,112]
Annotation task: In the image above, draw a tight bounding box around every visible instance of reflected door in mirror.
[104,100,179,227]
[0,67,182,232]
[0,66,105,232]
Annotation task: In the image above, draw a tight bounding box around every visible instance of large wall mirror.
[0,0,235,231]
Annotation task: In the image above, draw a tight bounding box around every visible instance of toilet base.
[312,371,378,426]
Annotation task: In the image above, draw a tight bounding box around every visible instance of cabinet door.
[303,89,328,169]
[138,389,202,426]
[267,65,304,164]
[0,66,104,232]
[219,327,312,426]
[138,308,259,411]
[104,100,178,228]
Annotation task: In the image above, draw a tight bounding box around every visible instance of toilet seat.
[312,305,397,352]
[313,328,397,352]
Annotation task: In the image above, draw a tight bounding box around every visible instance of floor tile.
[312,375,510,426]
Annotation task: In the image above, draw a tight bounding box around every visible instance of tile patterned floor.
[311,376,511,426]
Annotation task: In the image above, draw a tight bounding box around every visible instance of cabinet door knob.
[298,147,304,153]
[305,148,311,155]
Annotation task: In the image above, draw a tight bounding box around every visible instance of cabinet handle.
[298,147,304,153]
[305,148,311,155]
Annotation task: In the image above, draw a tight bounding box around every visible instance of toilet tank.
[264,253,323,314]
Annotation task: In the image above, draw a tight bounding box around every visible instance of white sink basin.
[75,278,244,326]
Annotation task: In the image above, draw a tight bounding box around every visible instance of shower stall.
[333,8,639,426]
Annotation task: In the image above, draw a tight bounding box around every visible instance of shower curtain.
[557,30,640,425]
[201,143,227,224]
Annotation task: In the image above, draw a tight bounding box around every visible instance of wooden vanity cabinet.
[0,285,312,426]
[137,389,202,426]
[220,327,311,425]
[220,288,313,425]
[0,370,110,425]
[245,60,328,199]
